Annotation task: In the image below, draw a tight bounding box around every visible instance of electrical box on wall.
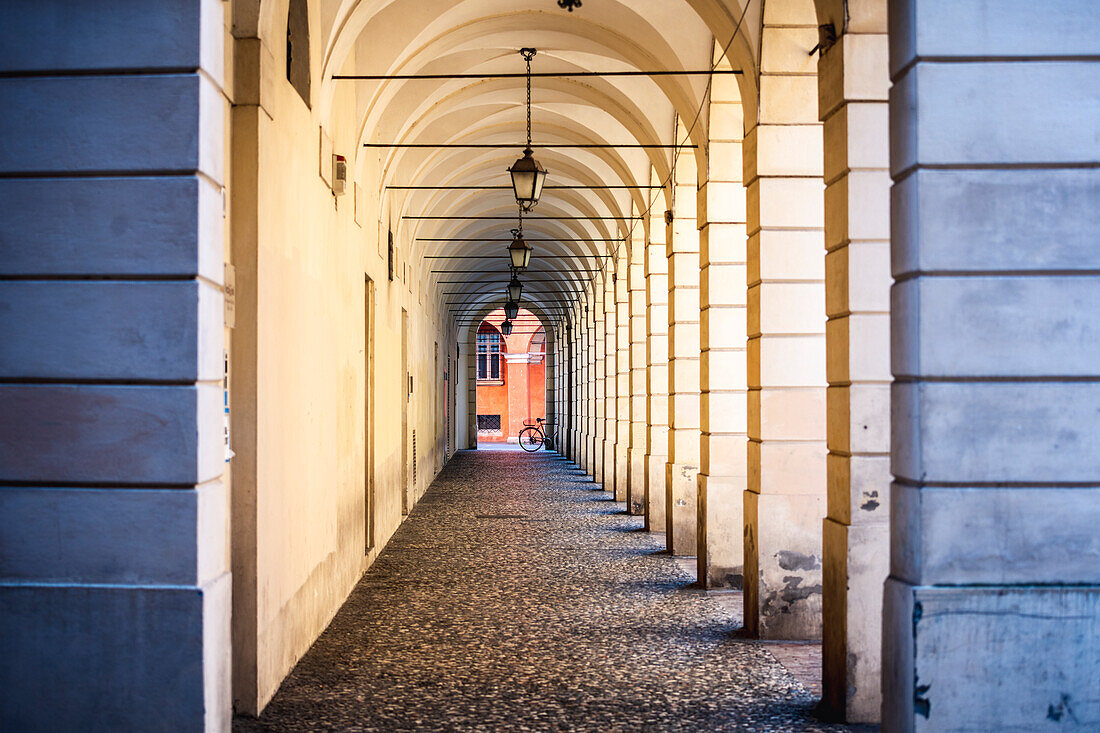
[332,154,347,196]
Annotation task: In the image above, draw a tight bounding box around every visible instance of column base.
[602,439,616,495]
[697,473,744,589]
[743,490,824,639]
[884,579,1100,732]
[587,434,597,478]
[614,442,629,503]
[644,452,668,531]
[822,518,888,724]
[665,461,698,556]
[626,446,646,515]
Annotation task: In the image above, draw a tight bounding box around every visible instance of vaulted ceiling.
[240,0,839,325]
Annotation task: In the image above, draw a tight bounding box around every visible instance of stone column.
[0,2,230,729]
[572,317,582,462]
[698,91,749,589]
[614,244,631,502]
[466,330,479,449]
[601,266,618,494]
[817,12,891,723]
[666,139,703,557]
[559,323,570,454]
[592,280,606,482]
[575,300,586,467]
[627,218,649,515]
[584,287,598,477]
[743,7,827,639]
[885,2,1100,729]
[644,201,670,532]
[543,328,557,440]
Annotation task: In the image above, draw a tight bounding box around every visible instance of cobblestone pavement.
[235,450,859,732]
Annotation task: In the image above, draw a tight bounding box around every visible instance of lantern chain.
[520,48,536,150]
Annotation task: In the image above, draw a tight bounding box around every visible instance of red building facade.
[475,309,546,443]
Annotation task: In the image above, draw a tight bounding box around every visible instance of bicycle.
[518,417,553,452]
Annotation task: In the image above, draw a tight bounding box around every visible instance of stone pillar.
[567,319,576,457]
[543,328,557,440]
[584,287,598,477]
[466,330,479,449]
[578,301,588,469]
[627,219,649,515]
[885,2,1100,729]
[0,2,230,729]
[614,244,631,502]
[817,10,891,722]
[592,280,606,482]
[601,266,618,494]
[744,7,827,639]
[644,201,670,532]
[666,135,702,557]
[571,317,582,462]
[698,90,748,589]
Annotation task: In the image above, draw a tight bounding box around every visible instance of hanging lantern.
[508,48,548,211]
[508,274,523,302]
[501,320,514,336]
[508,148,548,211]
[504,300,519,320]
[507,228,532,271]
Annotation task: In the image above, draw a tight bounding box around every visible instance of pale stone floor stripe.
[236,450,862,732]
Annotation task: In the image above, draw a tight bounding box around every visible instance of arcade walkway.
[235,451,858,732]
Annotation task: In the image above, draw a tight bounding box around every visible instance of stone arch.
[462,304,556,449]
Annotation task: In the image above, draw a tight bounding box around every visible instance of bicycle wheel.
[518,427,543,452]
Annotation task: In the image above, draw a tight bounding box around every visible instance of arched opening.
[472,308,548,448]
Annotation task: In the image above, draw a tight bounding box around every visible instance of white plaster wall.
[235,20,455,709]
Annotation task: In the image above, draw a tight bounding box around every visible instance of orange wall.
[475,310,545,442]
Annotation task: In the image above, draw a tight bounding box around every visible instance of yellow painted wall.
[229,9,455,710]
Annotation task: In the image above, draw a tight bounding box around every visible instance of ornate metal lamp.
[504,300,520,321]
[501,320,514,336]
[508,274,523,302]
[507,226,532,271]
[507,48,548,211]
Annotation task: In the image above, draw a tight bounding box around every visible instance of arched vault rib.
[361,75,673,188]
[321,1,712,138]
[386,146,644,231]
[376,118,652,210]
